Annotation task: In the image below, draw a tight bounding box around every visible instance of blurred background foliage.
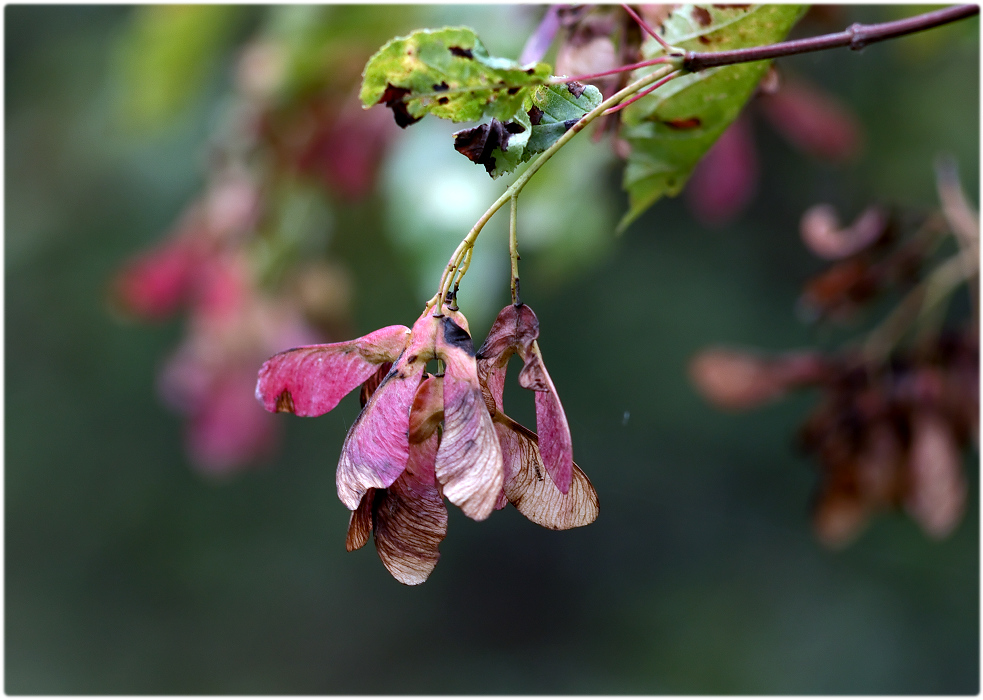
[5,4,978,694]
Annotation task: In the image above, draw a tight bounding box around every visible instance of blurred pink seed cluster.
[112,173,322,475]
[110,25,407,473]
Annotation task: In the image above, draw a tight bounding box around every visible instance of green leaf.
[618,4,808,231]
[453,82,603,179]
[360,26,552,127]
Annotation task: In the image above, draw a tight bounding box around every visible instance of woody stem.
[683,4,978,71]
[427,63,677,314]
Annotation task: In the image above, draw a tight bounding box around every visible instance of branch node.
[848,23,868,51]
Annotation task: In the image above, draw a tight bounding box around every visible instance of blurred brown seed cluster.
[801,330,977,547]
[692,167,978,547]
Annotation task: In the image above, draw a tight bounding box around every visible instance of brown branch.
[683,5,979,72]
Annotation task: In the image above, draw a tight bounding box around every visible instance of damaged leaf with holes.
[454,81,602,178]
[360,26,552,127]
[619,4,807,231]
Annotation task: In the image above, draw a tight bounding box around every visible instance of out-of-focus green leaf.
[359,26,551,126]
[114,5,242,131]
[259,5,424,105]
[252,177,335,289]
[619,4,807,231]
[453,82,602,179]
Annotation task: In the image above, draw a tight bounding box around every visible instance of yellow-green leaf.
[360,26,551,127]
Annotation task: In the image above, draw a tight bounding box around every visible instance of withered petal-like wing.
[435,317,503,521]
[360,362,393,408]
[256,325,409,416]
[812,461,869,549]
[475,307,513,414]
[905,411,966,539]
[812,487,869,549]
[408,375,444,444]
[346,490,375,552]
[476,360,507,415]
[336,359,424,510]
[496,413,597,530]
[476,303,540,361]
[374,432,447,585]
[518,341,573,494]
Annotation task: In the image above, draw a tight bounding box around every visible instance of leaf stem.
[547,56,674,86]
[603,70,680,116]
[621,4,674,53]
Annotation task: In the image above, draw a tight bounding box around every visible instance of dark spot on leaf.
[692,7,712,26]
[507,86,520,95]
[275,389,295,414]
[528,105,544,125]
[438,97,449,105]
[453,118,518,175]
[449,46,473,59]
[664,117,702,130]
[698,35,712,44]
[433,82,449,92]
[565,81,586,98]
[441,317,475,356]
[525,67,536,75]
[378,84,421,128]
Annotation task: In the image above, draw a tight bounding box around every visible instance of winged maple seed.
[476,303,575,493]
[475,304,598,530]
[256,304,597,584]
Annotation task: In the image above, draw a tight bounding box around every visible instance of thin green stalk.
[509,194,520,305]
[427,63,676,313]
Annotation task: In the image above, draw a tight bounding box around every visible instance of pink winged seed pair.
[255,303,598,584]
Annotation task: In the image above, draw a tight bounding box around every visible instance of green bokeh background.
[6,5,979,694]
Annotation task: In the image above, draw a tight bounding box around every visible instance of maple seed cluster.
[256,303,598,584]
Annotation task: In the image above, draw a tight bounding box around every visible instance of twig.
[684,5,978,72]
[425,4,979,312]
